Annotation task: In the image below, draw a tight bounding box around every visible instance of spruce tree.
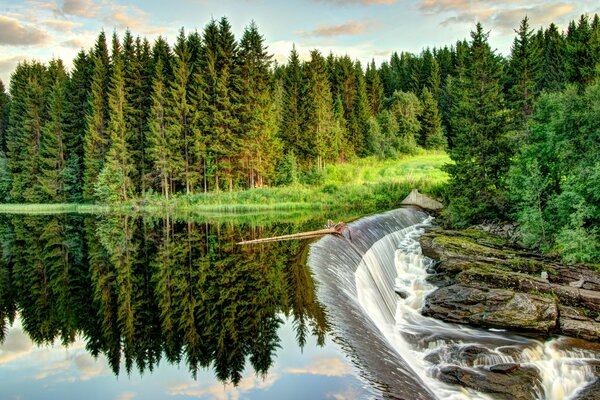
[350,61,370,156]
[39,59,69,202]
[506,17,541,125]
[302,50,336,169]
[147,58,173,199]
[238,21,280,188]
[365,59,383,116]
[280,45,304,162]
[419,87,445,149]
[83,32,111,200]
[167,29,194,194]
[445,23,512,225]
[7,61,47,202]
[63,50,92,202]
[538,23,566,92]
[95,42,135,202]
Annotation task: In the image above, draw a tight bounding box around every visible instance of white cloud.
[285,356,353,377]
[0,15,51,46]
[168,372,279,400]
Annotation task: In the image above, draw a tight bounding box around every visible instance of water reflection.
[0,213,329,385]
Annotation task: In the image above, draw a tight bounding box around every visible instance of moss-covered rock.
[420,228,600,341]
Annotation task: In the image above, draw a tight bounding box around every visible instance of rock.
[435,364,542,400]
[575,379,600,400]
[559,306,600,342]
[489,363,520,374]
[420,228,600,341]
[422,284,558,333]
[424,344,494,366]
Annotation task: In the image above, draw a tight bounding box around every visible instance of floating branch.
[237,220,348,245]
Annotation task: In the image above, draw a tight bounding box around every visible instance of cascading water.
[308,208,598,400]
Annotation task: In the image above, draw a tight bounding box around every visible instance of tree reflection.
[0,213,330,384]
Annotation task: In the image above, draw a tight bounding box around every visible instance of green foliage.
[508,82,600,262]
[419,87,446,150]
[444,23,512,226]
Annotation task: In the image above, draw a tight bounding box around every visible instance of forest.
[0,14,599,262]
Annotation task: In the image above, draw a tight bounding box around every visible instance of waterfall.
[308,208,597,400]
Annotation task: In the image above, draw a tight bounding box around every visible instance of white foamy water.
[312,209,597,400]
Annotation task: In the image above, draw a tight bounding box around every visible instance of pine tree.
[237,21,280,188]
[302,50,336,169]
[7,61,47,202]
[83,32,111,200]
[167,29,195,194]
[350,61,370,156]
[147,58,173,200]
[566,15,595,87]
[419,87,445,149]
[63,50,92,202]
[445,23,512,225]
[280,45,304,162]
[95,38,134,203]
[39,59,69,202]
[506,17,541,125]
[0,80,9,150]
[365,59,383,116]
[538,23,566,92]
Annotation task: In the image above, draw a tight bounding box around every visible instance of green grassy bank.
[0,152,450,215]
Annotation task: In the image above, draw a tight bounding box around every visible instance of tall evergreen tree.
[83,32,111,200]
[506,17,541,125]
[167,29,195,194]
[39,59,69,202]
[237,21,280,188]
[95,40,134,202]
[302,50,336,169]
[7,61,47,202]
[419,87,445,149]
[350,61,370,156]
[538,23,566,92]
[445,23,512,225]
[280,45,304,161]
[365,59,383,116]
[63,50,92,202]
[147,58,173,199]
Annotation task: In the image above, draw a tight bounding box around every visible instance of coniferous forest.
[1,15,600,262]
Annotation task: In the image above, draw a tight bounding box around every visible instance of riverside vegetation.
[0,15,599,260]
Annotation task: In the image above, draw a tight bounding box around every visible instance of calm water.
[0,212,373,400]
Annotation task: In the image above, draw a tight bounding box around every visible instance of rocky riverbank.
[419,228,600,399]
[420,228,600,341]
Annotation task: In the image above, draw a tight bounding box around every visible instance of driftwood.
[237,220,347,245]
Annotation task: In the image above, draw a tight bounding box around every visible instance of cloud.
[42,19,82,32]
[34,359,71,380]
[61,0,100,18]
[116,392,136,400]
[104,5,168,34]
[0,328,33,364]
[74,352,109,381]
[299,19,380,37]
[419,0,579,33]
[0,15,51,46]
[168,372,279,400]
[285,356,353,377]
[315,0,397,5]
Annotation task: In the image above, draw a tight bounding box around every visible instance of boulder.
[420,228,600,341]
[435,364,543,400]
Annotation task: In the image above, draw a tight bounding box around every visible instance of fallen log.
[237,221,347,245]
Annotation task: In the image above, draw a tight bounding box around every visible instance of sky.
[0,0,599,84]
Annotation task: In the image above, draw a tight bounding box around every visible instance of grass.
[0,151,451,216]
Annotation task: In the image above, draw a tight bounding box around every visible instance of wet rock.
[424,344,494,366]
[576,379,600,400]
[436,364,542,400]
[422,284,558,333]
[489,363,520,373]
[420,229,600,341]
[559,306,600,342]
